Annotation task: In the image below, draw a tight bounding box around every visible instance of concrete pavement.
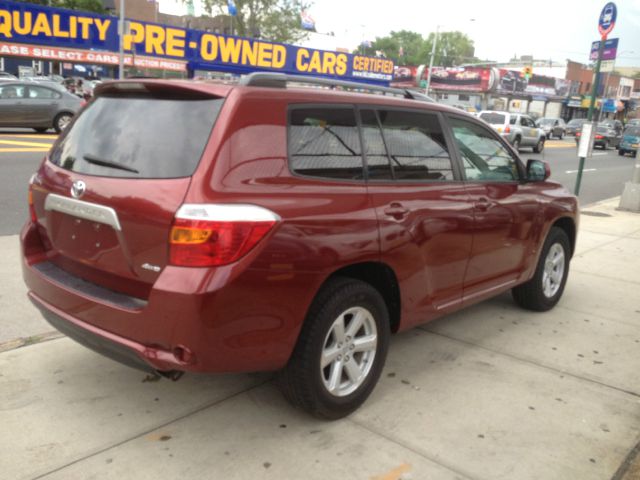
[1,197,640,480]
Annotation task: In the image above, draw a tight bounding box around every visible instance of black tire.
[53,112,73,133]
[618,149,625,156]
[277,277,390,420]
[546,133,551,140]
[512,137,521,151]
[533,137,545,153]
[33,127,48,133]
[558,132,564,140]
[512,227,571,312]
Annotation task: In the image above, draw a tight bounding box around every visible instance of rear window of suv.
[49,96,223,178]
[479,112,506,125]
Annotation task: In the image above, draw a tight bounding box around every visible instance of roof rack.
[239,72,434,103]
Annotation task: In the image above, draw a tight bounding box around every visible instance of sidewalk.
[1,197,639,480]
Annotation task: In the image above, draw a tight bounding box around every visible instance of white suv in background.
[478,111,547,153]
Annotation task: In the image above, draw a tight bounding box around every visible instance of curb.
[0,331,63,353]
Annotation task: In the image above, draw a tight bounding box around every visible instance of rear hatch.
[478,112,515,134]
[31,81,225,299]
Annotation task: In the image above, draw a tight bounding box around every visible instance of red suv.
[21,74,578,419]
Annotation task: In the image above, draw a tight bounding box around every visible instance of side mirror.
[527,159,550,182]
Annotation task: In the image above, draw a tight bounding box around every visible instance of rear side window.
[479,112,506,124]
[376,110,454,181]
[288,107,363,180]
[49,96,223,178]
[27,86,61,99]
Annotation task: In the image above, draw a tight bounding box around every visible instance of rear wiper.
[82,154,139,174]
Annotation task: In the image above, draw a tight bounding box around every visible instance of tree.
[18,0,106,13]
[358,30,476,67]
[196,0,312,44]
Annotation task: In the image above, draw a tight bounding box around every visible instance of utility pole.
[118,0,125,80]
[425,26,439,95]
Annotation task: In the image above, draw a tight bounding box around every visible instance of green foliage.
[357,30,476,67]
[16,0,107,13]
[197,0,312,44]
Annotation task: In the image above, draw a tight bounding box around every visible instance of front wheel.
[512,227,571,311]
[533,137,545,153]
[53,112,73,133]
[277,277,390,419]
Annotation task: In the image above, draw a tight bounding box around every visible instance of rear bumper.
[21,221,321,374]
[29,292,183,373]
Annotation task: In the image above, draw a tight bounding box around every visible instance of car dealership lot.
[1,197,639,480]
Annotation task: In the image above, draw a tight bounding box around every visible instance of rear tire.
[533,137,545,153]
[277,277,390,420]
[618,149,625,156]
[512,227,570,312]
[33,127,48,133]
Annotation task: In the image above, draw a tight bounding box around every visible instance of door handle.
[384,203,409,219]
[475,198,492,212]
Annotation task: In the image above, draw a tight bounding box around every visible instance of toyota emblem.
[71,180,86,199]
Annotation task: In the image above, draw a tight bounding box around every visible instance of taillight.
[595,135,603,139]
[28,179,37,223]
[169,204,280,267]
[505,126,511,133]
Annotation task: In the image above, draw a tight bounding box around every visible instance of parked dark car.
[0,81,82,133]
[575,125,622,149]
[536,118,567,139]
[600,119,623,135]
[566,118,587,136]
[618,127,640,156]
[21,74,578,419]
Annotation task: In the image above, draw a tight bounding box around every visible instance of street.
[0,131,636,236]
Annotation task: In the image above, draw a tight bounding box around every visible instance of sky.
[306,0,640,67]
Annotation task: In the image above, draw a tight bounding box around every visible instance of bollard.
[618,147,640,212]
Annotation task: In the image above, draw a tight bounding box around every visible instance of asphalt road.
[0,131,636,236]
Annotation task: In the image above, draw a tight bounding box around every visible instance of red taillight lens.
[504,125,511,133]
[595,135,603,139]
[28,183,37,223]
[169,204,279,267]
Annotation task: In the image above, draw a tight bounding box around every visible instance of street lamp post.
[118,0,125,79]
[425,25,439,95]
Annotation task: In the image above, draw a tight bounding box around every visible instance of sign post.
[575,2,617,195]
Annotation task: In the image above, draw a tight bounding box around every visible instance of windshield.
[49,96,223,179]
[539,119,556,125]
[568,119,585,126]
[479,112,506,125]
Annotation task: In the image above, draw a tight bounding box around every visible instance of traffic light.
[522,66,533,79]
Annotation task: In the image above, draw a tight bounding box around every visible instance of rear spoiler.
[95,80,229,100]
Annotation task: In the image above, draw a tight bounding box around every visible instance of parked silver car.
[536,117,567,139]
[0,81,82,133]
[478,111,546,152]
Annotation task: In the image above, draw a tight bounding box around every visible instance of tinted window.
[288,107,363,180]
[49,96,222,178]
[360,110,392,180]
[449,117,520,182]
[27,86,60,99]
[0,84,25,99]
[377,110,453,181]
[479,112,506,124]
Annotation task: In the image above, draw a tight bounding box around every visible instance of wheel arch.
[324,262,402,334]
[551,216,576,257]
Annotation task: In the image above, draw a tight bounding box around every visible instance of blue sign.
[602,98,616,113]
[598,2,617,38]
[0,0,394,85]
[590,37,618,61]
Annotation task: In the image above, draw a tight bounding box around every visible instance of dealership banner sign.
[0,0,394,83]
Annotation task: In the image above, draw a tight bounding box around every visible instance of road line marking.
[0,148,50,153]
[592,152,608,156]
[546,144,576,148]
[565,168,597,174]
[0,134,57,139]
[0,139,53,148]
